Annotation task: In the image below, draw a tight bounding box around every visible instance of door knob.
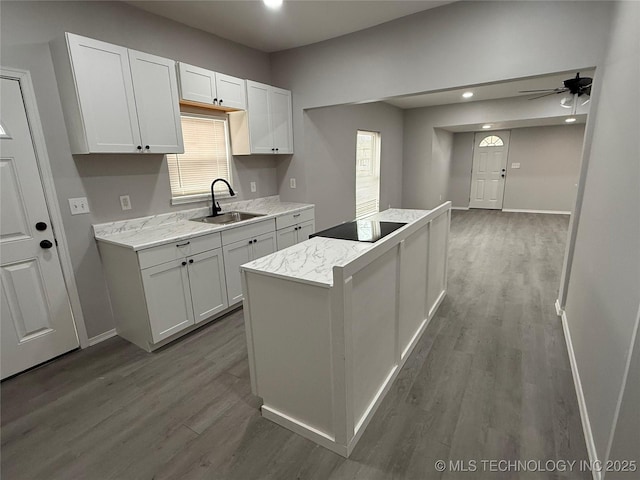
[35,222,48,231]
[40,240,53,249]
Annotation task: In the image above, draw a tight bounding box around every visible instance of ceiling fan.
[519,72,592,113]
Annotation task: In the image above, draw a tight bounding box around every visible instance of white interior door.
[1,77,79,379]
[469,131,510,209]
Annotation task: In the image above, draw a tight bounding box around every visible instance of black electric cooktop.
[311,220,407,243]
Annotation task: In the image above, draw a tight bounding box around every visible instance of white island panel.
[241,203,451,457]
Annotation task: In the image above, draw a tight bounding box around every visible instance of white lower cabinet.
[141,246,228,344]
[98,233,228,351]
[188,249,228,323]
[142,259,194,343]
[223,231,276,306]
[276,220,314,250]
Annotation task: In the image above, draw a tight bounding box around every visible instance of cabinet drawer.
[275,208,314,230]
[138,233,222,269]
[221,218,275,245]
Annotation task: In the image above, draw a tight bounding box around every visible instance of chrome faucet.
[211,178,235,216]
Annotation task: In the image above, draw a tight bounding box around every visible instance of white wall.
[560,0,640,471]
[0,1,275,337]
[450,132,474,208]
[449,125,585,211]
[270,0,612,206]
[303,102,404,230]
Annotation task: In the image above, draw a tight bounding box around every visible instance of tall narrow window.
[355,130,381,219]
[167,114,232,203]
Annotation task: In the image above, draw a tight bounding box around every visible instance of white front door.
[1,77,79,379]
[469,131,510,209]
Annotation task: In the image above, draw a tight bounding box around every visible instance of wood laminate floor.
[1,210,589,479]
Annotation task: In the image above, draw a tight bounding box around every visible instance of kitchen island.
[240,202,451,457]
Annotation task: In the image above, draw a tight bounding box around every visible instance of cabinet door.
[187,249,228,323]
[252,231,277,260]
[66,33,141,153]
[276,226,297,251]
[129,50,184,154]
[215,73,246,110]
[178,62,216,104]
[246,81,274,154]
[270,87,293,154]
[142,259,194,343]
[223,241,252,306]
[297,221,315,243]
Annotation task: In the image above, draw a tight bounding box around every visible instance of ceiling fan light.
[263,0,283,9]
[560,96,574,109]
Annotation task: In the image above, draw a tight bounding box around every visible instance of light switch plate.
[120,195,132,211]
[250,182,257,193]
[290,178,297,189]
[511,163,521,169]
[68,197,90,215]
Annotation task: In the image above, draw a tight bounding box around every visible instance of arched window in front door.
[479,135,504,147]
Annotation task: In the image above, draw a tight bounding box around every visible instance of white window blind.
[167,115,232,199]
[355,130,381,219]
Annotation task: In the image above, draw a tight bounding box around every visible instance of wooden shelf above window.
[179,99,241,114]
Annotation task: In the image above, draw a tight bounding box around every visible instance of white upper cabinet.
[270,87,293,154]
[177,62,246,110]
[229,80,294,155]
[65,34,141,153]
[129,50,183,154]
[54,33,183,154]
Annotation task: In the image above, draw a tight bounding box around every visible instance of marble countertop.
[241,208,431,288]
[93,196,314,251]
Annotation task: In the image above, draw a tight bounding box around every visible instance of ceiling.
[383,69,596,109]
[125,0,454,53]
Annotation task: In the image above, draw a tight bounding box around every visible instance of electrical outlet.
[250,182,257,193]
[290,178,296,189]
[120,195,132,211]
[68,197,90,215]
[511,163,521,169]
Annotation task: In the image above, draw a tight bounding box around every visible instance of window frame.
[168,112,234,206]
[355,129,381,220]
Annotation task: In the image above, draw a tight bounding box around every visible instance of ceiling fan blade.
[528,92,560,100]
[519,88,567,93]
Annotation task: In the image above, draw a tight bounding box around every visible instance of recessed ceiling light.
[565,117,577,123]
[482,124,492,129]
[263,0,283,8]
[462,92,474,99]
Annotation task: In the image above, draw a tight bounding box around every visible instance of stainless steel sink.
[190,211,265,225]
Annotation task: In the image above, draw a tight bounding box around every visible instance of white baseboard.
[451,206,469,211]
[88,328,117,346]
[555,299,601,480]
[502,208,571,215]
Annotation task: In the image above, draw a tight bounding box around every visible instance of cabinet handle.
[293,213,300,218]
[276,148,279,152]
[137,145,142,151]
[213,98,218,105]
[36,222,48,231]
[271,148,275,152]
[145,145,150,150]
[189,259,194,264]
[219,99,223,105]
[252,239,257,243]
[176,241,191,247]
[181,261,187,266]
